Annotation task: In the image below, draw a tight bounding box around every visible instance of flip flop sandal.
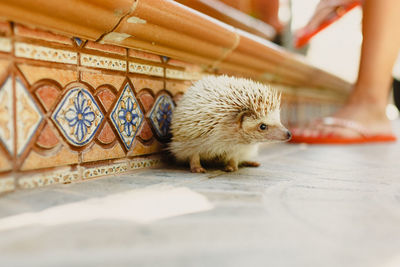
[294,0,362,48]
[290,117,397,144]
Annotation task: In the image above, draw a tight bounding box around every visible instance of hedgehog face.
[239,109,291,143]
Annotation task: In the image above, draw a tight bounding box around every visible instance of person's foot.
[292,101,393,139]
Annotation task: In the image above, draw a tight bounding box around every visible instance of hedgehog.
[169,75,291,173]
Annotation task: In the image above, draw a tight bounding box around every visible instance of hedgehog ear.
[237,110,251,127]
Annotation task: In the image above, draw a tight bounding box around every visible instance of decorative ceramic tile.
[129,139,163,157]
[165,80,192,95]
[15,42,78,64]
[128,62,163,77]
[52,87,104,146]
[18,64,78,88]
[97,122,116,145]
[18,169,79,189]
[73,37,83,46]
[82,143,125,162]
[82,161,129,179]
[149,94,175,139]
[35,84,61,111]
[110,83,144,150]
[161,56,170,63]
[80,53,126,71]
[0,149,11,171]
[0,77,14,155]
[166,69,202,80]
[0,21,11,35]
[0,177,15,193]
[130,77,164,94]
[36,123,60,149]
[128,49,161,62]
[14,24,73,45]
[0,37,12,52]
[130,158,162,169]
[137,91,155,112]
[139,121,154,141]
[81,71,125,91]
[16,78,43,155]
[96,88,116,111]
[85,41,126,55]
[21,146,79,170]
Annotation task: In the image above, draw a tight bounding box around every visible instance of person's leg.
[253,0,283,33]
[299,0,400,138]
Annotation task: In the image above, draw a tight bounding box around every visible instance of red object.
[289,117,397,144]
[294,1,362,48]
[290,134,397,145]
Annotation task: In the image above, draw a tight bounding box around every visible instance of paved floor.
[1,137,400,267]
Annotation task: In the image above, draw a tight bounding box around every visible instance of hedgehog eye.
[259,123,268,131]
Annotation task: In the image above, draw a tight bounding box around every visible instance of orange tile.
[139,120,153,141]
[18,64,77,87]
[165,80,192,95]
[0,149,11,171]
[84,41,126,56]
[173,92,184,104]
[21,146,79,170]
[81,71,125,91]
[35,84,61,111]
[82,142,125,163]
[128,49,161,62]
[0,59,10,77]
[168,58,203,72]
[138,91,154,112]
[96,88,116,111]
[14,23,73,45]
[36,123,60,149]
[0,21,11,36]
[97,121,116,145]
[128,139,163,156]
[130,77,164,94]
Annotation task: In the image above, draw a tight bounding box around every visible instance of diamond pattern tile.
[16,78,43,155]
[52,87,104,146]
[110,83,144,150]
[0,77,14,155]
[149,94,175,139]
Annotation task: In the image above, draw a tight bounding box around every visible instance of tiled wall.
[0,21,342,194]
[0,21,206,193]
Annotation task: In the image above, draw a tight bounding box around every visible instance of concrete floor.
[1,138,400,267]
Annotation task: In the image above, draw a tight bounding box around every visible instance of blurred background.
[176,0,400,119]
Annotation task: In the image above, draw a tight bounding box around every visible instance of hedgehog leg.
[190,153,206,173]
[224,158,239,172]
[240,161,260,167]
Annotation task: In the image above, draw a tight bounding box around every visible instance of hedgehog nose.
[286,131,292,140]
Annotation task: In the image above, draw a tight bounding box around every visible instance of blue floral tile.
[110,83,144,150]
[149,94,174,139]
[52,87,104,146]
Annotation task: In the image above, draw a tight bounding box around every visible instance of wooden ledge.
[0,0,351,93]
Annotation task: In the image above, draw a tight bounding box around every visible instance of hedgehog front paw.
[223,165,238,172]
[191,166,207,173]
[240,161,260,167]
[224,158,239,172]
